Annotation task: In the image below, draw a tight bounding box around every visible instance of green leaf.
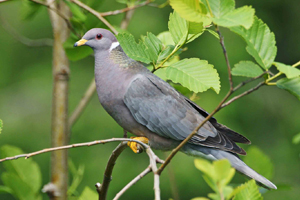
[21,0,43,20]
[293,133,300,144]
[170,0,211,26]
[0,185,13,194]
[64,0,87,23]
[158,45,175,62]
[243,146,273,179]
[0,119,2,134]
[274,62,300,79]
[143,32,163,62]
[232,61,264,77]
[191,197,210,200]
[205,29,220,39]
[2,173,37,200]
[230,16,277,69]
[194,159,215,179]
[212,6,254,29]
[117,33,162,64]
[203,0,234,19]
[1,145,42,194]
[214,159,235,186]
[230,180,263,200]
[276,77,300,100]
[167,58,220,93]
[64,35,93,61]
[168,12,189,45]
[157,32,175,46]
[79,187,98,200]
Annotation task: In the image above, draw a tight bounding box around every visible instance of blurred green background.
[0,0,300,199]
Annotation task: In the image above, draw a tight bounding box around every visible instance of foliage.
[0,145,42,200]
[1,0,300,199]
[193,158,265,200]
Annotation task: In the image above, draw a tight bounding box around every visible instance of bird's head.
[74,28,118,52]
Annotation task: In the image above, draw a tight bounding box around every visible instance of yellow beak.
[74,39,88,47]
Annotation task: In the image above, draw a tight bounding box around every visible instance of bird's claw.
[127,137,149,154]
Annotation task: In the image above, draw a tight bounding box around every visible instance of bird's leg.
[127,137,149,154]
[123,129,128,138]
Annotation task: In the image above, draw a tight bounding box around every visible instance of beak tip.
[74,42,78,47]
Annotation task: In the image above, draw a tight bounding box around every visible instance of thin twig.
[69,78,96,129]
[221,82,265,109]
[98,142,128,200]
[232,72,266,92]
[101,0,152,17]
[146,148,161,200]
[113,166,152,200]
[0,138,150,162]
[70,0,118,34]
[29,0,74,32]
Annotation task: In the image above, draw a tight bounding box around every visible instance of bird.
[74,28,277,189]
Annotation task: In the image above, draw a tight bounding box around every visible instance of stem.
[113,166,152,200]
[71,0,118,34]
[98,142,128,200]
[47,0,70,199]
[266,61,300,83]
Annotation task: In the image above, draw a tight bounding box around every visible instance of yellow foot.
[127,137,149,154]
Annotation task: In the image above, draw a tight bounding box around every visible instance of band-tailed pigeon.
[74,28,276,189]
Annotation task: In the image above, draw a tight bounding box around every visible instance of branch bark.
[47,0,70,199]
[113,166,152,200]
[98,142,128,200]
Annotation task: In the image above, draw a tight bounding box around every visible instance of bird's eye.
[96,33,102,40]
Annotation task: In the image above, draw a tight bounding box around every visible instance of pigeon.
[74,28,277,189]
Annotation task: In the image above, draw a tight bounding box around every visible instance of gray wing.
[123,74,246,155]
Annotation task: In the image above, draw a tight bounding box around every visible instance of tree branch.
[0,138,151,162]
[221,81,265,109]
[98,142,128,200]
[113,166,152,200]
[101,0,152,17]
[70,0,118,34]
[69,78,96,129]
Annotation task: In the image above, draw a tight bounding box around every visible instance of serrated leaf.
[293,133,300,144]
[0,119,2,134]
[79,187,98,200]
[230,180,263,200]
[214,159,235,187]
[277,77,300,100]
[231,16,277,69]
[243,146,273,179]
[170,0,211,26]
[117,33,161,64]
[232,61,264,77]
[158,45,175,62]
[167,58,220,93]
[274,62,300,79]
[1,145,42,194]
[168,12,189,45]
[157,32,175,46]
[203,0,235,19]
[2,173,38,200]
[143,32,163,62]
[212,6,255,29]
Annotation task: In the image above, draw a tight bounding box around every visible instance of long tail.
[183,144,277,189]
